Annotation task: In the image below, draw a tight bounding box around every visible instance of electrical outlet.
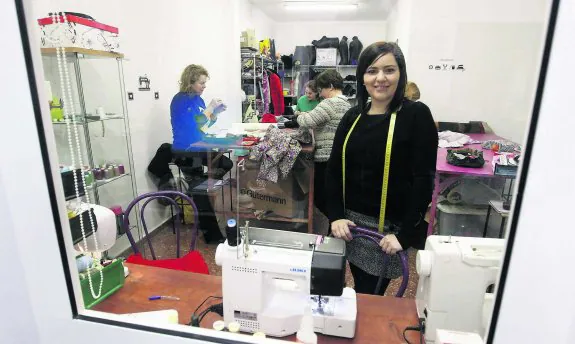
[128,92,134,100]
[154,92,159,99]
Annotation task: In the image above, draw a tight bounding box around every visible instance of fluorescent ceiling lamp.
[283,2,359,11]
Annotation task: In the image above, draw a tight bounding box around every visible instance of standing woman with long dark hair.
[325,42,438,295]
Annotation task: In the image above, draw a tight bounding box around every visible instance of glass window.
[8,0,558,343]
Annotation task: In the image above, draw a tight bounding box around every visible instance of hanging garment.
[294,46,312,66]
[261,70,270,114]
[269,71,284,116]
[312,36,340,49]
[281,54,293,69]
[339,36,350,65]
[349,36,363,65]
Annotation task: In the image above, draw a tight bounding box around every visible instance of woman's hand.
[379,234,403,255]
[331,219,355,241]
[213,103,227,115]
[206,98,225,117]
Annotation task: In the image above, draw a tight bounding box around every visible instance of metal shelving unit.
[291,64,358,101]
[41,48,139,239]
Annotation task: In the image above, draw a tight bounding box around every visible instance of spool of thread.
[227,322,240,333]
[93,168,102,180]
[76,255,93,273]
[226,219,238,247]
[113,165,120,176]
[103,168,111,180]
[110,205,124,235]
[212,320,225,331]
[118,164,125,174]
[84,171,93,186]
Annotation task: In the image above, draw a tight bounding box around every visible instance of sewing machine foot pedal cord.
[402,317,425,344]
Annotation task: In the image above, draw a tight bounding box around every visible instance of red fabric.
[269,73,284,116]
[37,15,119,34]
[126,251,209,274]
[261,113,277,123]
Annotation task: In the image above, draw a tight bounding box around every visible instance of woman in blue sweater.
[171,64,232,179]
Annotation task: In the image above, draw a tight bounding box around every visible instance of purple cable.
[349,227,410,297]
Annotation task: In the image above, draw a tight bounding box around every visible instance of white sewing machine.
[215,222,356,338]
[415,235,505,343]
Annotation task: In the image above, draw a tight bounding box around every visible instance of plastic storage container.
[80,259,125,309]
[437,203,499,238]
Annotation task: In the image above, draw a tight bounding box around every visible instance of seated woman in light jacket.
[294,69,351,221]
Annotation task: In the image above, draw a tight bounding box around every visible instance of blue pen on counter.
[148,295,180,301]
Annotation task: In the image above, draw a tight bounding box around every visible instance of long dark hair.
[356,42,407,115]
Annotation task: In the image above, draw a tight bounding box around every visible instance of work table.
[93,264,421,343]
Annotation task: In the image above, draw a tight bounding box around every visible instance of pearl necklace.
[51,12,103,299]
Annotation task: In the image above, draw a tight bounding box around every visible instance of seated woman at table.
[296,80,320,112]
[325,42,438,295]
[171,64,232,180]
[294,69,351,221]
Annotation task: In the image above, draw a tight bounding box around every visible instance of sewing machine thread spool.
[226,219,238,247]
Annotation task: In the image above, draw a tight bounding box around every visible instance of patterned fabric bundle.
[481,140,520,153]
[249,126,302,183]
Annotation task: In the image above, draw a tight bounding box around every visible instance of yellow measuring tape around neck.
[342,112,397,233]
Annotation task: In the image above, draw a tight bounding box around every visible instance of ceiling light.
[283,2,359,11]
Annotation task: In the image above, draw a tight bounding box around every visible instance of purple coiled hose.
[349,227,410,297]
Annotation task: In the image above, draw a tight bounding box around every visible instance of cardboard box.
[316,48,338,66]
[238,160,308,219]
[240,29,258,50]
[38,14,120,52]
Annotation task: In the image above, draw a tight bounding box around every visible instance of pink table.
[428,133,507,235]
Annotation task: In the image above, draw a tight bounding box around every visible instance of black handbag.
[447,148,485,168]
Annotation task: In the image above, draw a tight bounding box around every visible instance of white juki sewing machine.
[215,221,356,338]
[416,235,505,343]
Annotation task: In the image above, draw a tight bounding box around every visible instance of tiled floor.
[135,207,420,298]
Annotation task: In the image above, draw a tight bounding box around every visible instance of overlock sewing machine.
[416,235,505,343]
[215,221,356,338]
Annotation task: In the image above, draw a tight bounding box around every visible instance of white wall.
[386,0,413,57]
[30,0,242,255]
[274,21,387,56]
[238,0,275,41]
[403,0,550,144]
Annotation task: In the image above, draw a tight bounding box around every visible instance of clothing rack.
[241,50,285,122]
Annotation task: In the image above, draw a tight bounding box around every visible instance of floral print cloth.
[249,126,302,183]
